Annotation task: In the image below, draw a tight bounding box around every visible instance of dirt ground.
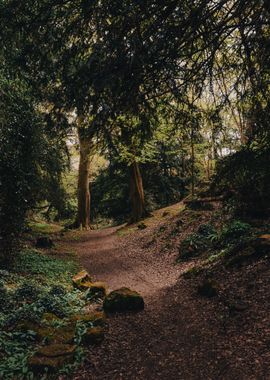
[62,203,270,380]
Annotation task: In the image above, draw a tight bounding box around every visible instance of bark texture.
[129,161,147,222]
[77,127,93,229]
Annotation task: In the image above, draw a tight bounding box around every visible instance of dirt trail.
[66,204,268,380]
[69,224,183,301]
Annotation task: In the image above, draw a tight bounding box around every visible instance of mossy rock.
[82,326,104,345]
[17,320,76,344]
[198,280,218,298]
[103,287,144,313]
[72,270,92,290]
[71,311,106,326]
[85,282,108,298]
[28,343,76,372]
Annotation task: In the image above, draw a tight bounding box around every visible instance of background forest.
[0,0,269,378]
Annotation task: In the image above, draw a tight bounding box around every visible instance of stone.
[35,237,54,249]
[28,343,76,372]
[71,311,106,326]
[103,287,144,313]
[72,270,92,290]
[18,320,76,344]
[86,282,108,298]
[82,327,104,345]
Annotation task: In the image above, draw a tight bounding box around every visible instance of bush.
[213,148,270,216]
[218,220,251,244]
[0,76,69,263]
[178,232,210,261]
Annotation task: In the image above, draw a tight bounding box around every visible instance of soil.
[62,202,270,380]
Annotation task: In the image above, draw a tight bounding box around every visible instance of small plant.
[218,220,251,244]
[15,282,42,303]
[178,233,209,261]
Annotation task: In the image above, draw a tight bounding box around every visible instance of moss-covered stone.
[82,326,104,345]
[103,287,144,313]
[71,311,106,326]
[86,282,108,298]
[28,343,76,372]
[72,270,92,290]
[17,319,76,343]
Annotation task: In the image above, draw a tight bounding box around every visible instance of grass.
[28,221,63,235]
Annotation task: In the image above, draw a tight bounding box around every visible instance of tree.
[0,75,68,262]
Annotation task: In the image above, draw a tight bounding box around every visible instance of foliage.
[218,220,251,245]
[0,76,69,262]
[213,148,270,216]
[178,219,253,262]
[178,224,216,261]
[0,249,89,379]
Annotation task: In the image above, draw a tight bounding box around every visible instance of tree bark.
[129,161,147,223]
[190,129,195,198]
[77,127,93,229]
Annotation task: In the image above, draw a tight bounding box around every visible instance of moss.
[28,221,63,235]
[72,270,92,290]
[28,343,76,372]
[71,311,106,326]
[85,282,108,299]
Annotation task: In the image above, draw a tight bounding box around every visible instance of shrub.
[218,220,251,245]
[213,148,270,217]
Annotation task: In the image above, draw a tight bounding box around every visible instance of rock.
[82,326,104,345]
[17,320,75,344]
[85,282,108,298]
[37,343,76,357]
[103,287,144,313]
[50,325,75,344]
[35,237,54,249]
[198,280,218,298]
[71,311,106,326]
[28,343,76,372]
[72,270,92,290]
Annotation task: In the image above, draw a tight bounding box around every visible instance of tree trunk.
[190,129,195,198]
[129,161,147,223]
[77,128,93,229]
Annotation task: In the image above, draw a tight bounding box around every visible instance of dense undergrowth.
[0,249,89,379]
[178,205,270,282]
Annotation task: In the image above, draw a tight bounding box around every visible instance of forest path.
[67,202,185,300]
[66,202,255,380]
